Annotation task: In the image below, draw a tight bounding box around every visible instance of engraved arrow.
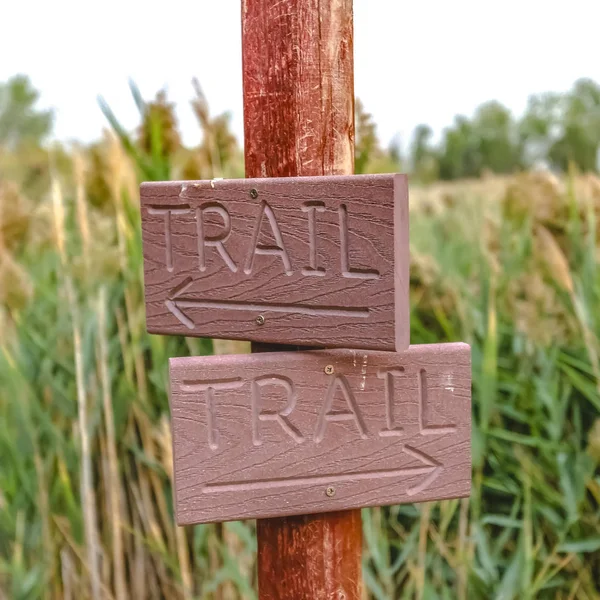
[165,277,196,329]
[402,445,445,496]
[165,276,371,329]
[200,444,443,496]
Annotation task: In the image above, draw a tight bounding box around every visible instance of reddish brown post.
[241,0,362,597]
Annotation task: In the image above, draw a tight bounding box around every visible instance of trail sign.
[140,173,409,351]
[169,343,471,524]
[135,1,473,596]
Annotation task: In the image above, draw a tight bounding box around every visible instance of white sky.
[2,0,599,149]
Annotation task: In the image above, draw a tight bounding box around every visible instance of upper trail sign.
[140,173,409,351]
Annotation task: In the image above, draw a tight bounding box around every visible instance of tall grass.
[1,129,599,599]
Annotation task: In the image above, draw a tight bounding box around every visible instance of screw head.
[324,365,334,375]
[326,487,336,497]
[249,188,258,199]
[255,315,265,326]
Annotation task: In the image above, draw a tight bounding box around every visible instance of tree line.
[1,75,599,196]
[405,78,600,181]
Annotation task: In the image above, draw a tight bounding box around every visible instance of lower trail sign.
[169,343,471,524]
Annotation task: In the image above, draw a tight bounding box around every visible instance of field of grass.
[1,137,599,599]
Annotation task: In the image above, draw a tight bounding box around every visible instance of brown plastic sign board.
[169,342,471,524]
[140,174,409,351]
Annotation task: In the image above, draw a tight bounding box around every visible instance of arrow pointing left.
[164,276,371,330]
[165,277,196,329]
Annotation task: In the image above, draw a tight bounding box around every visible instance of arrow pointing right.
[199,444,443,496]
[403,445,444,496]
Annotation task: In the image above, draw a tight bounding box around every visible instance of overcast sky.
[2,0,599,148]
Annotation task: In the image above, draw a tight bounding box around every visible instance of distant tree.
[434,102,522,180]
[410,124,438,181]
[549,78,600,172]
[438,116,482,180]
[355,98,380,174]
[411,124,433,168]
[519,92,563,167]
[0,75,60,200]
[388,136,403,167]
[0,75,53,150]
[519,79,600,172]
[474,101,521,173]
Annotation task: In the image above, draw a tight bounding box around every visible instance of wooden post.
[241,0,362,598]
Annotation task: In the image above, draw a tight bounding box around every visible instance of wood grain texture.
[168,343,471,524]
[140,174,409,351]
[256,510,362,600]
[242,0,354,178]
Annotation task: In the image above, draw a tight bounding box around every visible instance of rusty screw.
[249,188,258,199]
[324,365,334,375]
[326,487,336,498]
[255,315,265,326]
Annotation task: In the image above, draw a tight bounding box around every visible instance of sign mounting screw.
[255,315,265,326]
[249,188,258,199]
[326,487,336,497]
[324,365,334,375]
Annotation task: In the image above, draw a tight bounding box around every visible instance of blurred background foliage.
[0,74,599,599]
